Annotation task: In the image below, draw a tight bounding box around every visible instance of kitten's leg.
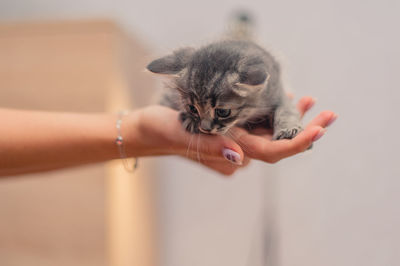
[272,98,303,140]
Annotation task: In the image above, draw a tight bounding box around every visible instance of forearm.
[0,109,131,176]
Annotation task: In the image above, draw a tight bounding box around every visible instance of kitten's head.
[147,43,269,135]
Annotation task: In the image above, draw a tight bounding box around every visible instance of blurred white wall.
[1,0,400,266]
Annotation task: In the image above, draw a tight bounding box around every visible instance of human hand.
[129,98,336,175]
[128,105,248,175]
[227,97,338,164]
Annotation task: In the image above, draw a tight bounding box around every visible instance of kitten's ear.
[239,67,269,86]
[234,67,270,96]
[146,47,195,75]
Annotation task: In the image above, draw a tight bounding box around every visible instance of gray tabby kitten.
[146,40,303,140]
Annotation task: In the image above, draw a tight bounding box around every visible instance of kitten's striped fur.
[147,40,303,140]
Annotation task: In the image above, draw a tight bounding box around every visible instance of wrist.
[123,106,177,157]
[116,110,143,158]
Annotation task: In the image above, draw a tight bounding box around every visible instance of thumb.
[194,134,244,165]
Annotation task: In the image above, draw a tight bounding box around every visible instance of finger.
[185,152,251,169]
[184,156,240,176]
[297,96,315,118]
[259,126,325,163]
[241,156,251,167]
[179,133,245,165]
[197,134,245,165]
[228,127,269,157]
[306,110,337,129]
[229,111,334,164]
[233,126,325,163]
[184,149,243,163]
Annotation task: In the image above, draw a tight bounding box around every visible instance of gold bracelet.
[115,111,138,172]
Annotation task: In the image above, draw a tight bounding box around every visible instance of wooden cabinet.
[0,19,156,266]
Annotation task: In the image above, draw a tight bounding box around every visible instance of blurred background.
[0,0,399,266]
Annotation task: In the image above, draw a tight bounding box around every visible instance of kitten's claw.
[273,126,303,140]
[179,112,200,134]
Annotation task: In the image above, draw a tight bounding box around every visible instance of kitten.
[146,40,303,140]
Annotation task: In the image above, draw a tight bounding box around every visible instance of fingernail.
[307,98,316,110]
[222,149,242,165]
[326,114,338,127]
[312,129,326,142]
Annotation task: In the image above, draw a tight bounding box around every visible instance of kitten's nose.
[200,120,212,133]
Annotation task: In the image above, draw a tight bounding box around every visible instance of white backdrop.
[1,0,400,265]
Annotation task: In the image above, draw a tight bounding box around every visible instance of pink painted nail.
[222,149,242,165]
[326,114,338,127]
[312,129,327,142]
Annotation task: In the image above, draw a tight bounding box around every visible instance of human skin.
[134,96,337,175]
[0,97,336,176]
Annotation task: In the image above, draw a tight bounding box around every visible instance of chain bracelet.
[115,111,138,172]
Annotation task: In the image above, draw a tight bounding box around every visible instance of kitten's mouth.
[199,127,228,135]
[199,128,217,135]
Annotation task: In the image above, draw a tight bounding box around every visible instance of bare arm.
[0,107,244,176]
[0,109,120,176]
[0,98,336,177]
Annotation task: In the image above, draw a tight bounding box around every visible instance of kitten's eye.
[188,104,198,114]
[215,108,231,118]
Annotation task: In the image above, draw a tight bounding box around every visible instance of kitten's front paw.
[179,112,200,134]
[273,126,303,140]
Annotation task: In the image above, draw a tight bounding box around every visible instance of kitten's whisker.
[196,134,201,163]
[226,130,253,156]
[198,134,206,163]
[186,134,194,158]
